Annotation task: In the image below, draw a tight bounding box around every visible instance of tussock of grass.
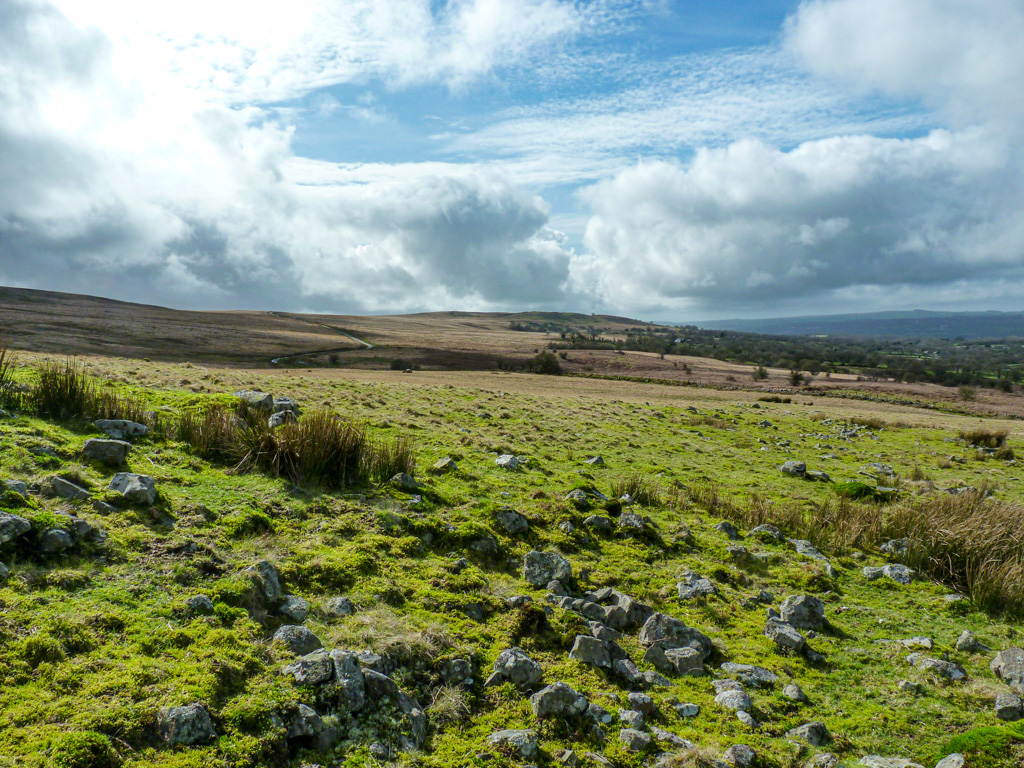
[611,474,661,506]
[33,359,96,421]
[427,685,471,727]
[959,426,1009,448]
[94,389,150,425]
[327,607,453,666]
[0,342,19,409]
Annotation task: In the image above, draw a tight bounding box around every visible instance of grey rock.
[784,683,808,702]
[287,703,323,739]
[496,454,520,470]
[329,650,366,711]
[273,625,323,656]
[780,595,825,630]
[278,595,309,623]
[715,521,742,539]
[583,514,615,531]
[109,472,156,505]
[677,571,718,600]
[883,564,916,584]
[283,649,335,686]
[569,635,611,668]
[994,693,1024,721]
[723,744,757,767]
[638,612,714,659]
[495,508,529,535]
[584,456,605,466]
[268,410,297,429]
[323,596,356,618]
[586,701,612,725]
[4,480,28,497]
[674,702,700,717]
[764,617,807,653]
[991,647,1024,691]
[93,419,148,440]
[715,689,752,712]
[47,476,91,501]
[185,595,215,615]
[523,550,572,587]
[665,646,706,676]
[880,538,912,557]
[858,758,925,768]
[0,512,31,544]
[564,489,590,510]
[736,710,757,727]
[626,692,655,717]
[619,728,652,752]
[806,470,831,482]
[530,681,589,719]
[618,709,644,728]
[934,756,965,768]
[157,703,217,745]
[954,630,990,653]
[750,524,784,542]
[913,656,966,681]
[721,662,778,688]
[390,472,422,492]
[272,397,299,414]
[781,460,807,476]
[82,438,132,468]
[234,390,273,410]
[493,647,543,688]
[441,657,473,686]
[40,528,74,553]
[246,560,283,607]
[488,729,538,760]
[650,725,694,749]
[431,456,457,474]
[0,561,9,580]
[806,756,842,768]
[788,721,830,746]
[618,510,645,531]
[613,658,647,689]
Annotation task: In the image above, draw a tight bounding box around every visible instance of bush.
[529,351,562,375]
[959,385,977,401]
[752,365,768,381]
[33,359,96,421]
[788,370,804,386]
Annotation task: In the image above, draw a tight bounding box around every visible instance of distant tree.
[789,370,805,386]
[753,365,769,381]
[530,351,563,375]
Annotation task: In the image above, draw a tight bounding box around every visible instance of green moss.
[48,730,121,768]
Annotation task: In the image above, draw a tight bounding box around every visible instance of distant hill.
[694,310,1024,340]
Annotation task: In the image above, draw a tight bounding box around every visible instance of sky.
[1,0,1022,320]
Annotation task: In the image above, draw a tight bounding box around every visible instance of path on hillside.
[267,311,374,365]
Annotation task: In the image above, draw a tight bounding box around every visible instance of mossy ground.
[1,358,1023,767]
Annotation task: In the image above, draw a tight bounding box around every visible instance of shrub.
[789,370,804,386]
[529,351,562,375]
[33,359,96,421]
[958,426,1009,448]
[752,365,768,381]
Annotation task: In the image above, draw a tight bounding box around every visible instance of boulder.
[492,647,543,688]
[323,596,356,618]
[82,438,131,466]
[715,521,741,539]
[619,728,652,752]
[93,419,148,440]
[627,692,656,717]
[781,460,807,477]
[723,745,757,767]
[278,595,309,623]
[994,693,1024,721]
[390,473,422,492]
[529,681,589,719]
[912,656,965,680]
[0,512,31,544]
[273,625,323,656]
[569,635,610,668]
[720,662,778,689]
[495,508,529,535]
[788,721,830,746]
[780,595,825,630]
[650,725,694,749]
[750,524,784,542]
[677,571,718,600]
[246,560,283,607]
[564,489,590,510]
[268,410,297,429]
[488,729,538,760]
[432,457,457,474]
[39,528,74,553]
[523,550,572,587]
[272,397,299,414]
[618,510,645,532]
[47,477,91,501]
[496,454,520,470]
[109,473,157,505]
[235,390,274,410]
[157,703,217,745]
[858,758,925,768]
[185,595,215,615]
[990,647,1024,691]
[934,756,965,768]
[283,649,335,686]
[638,612,714,659]
[665,646,706,676]
[329,650,366,711]
[784,683,808,702]
[954,630,990,653]
[715,689,752,712]
[764,617,807,653]
[618,709,644,728]
[583,514,614,531]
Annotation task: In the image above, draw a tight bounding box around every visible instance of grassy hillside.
[2,353,1024,768]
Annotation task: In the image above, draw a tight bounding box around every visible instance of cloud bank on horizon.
[1,0,1021,319]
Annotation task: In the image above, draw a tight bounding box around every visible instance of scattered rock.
[715,689,752,712]
[991,647,1024,691]
[564,489,590,510]
[246,560,283,607]
[784,683,808,702]
[495,508,529,535]
[722,744,757,767]
[0,512,31,544]
[492,647,543,689]
[47,477,91,501]
[235,390,274,410]
[618,709,644,729]
[390,473,422,492]
[994,692,1024,721]
[157,703,217,745]
[583,515,615,531]
[934,755,965,768]
[806,470,831,482]
[863,564,916,584]
[650,725,694,749]
[279,595,310,623]
[488,729,538,760]
[911,656,965,681]
[721,662,778,689]
[329,650,366,711]
[283,649,335,686]
[619,728,652,752]
[569,635,611,668]
[431,457,457,474]
[780,595,825,630]
[529,681,589,719]
[268,410,297,429]
[584,456,605,466]
[92,419,148,440]
[273,625,324,656]
[677,571,718,600]
[858,758,925,768]
[323,596,356,618]
[764,617,806,654]
[185,595,214,615]
[618,510,645,532]
[781,460,807,477]
[496,455,520,470]
[523,550,572,587]
[954,630,990,653]
[715,521,741,540]
[788,721,830,746]
[82,438,131,466]
[639,613,714,659]
[109,472,157,505]
[39,528,74,553]
[750,524,784,542]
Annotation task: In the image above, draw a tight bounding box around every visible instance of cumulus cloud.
[0,0,575,312]
[576,0,1024,316]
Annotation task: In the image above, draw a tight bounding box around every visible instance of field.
[3,295,1024,767]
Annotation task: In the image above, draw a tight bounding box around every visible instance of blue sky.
[1,0,1022,319]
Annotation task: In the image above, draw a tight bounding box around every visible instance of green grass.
[1,356,1023,767]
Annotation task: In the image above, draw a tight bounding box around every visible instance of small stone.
[283,649,335,686]
[47,477,91,501]
[638,612,714,659]
[954,630,990,653]
[715,689,752,712]
[584,456,605,466]
[523,550,572,587]
[736,710,757,727]
[626,692,656,717]
[569,635,610,668]
[185,595,215,615]
[583,514,615,531]
[858,758,925,768]
[780,460,807,476]
[157,703,217,745]
[618,510,644,531]
[715,521,741,539]
[764,617,806,653]
[432,456,457,474]
[234,390,274,410]
[493,647,543,689]
[618,709,644,728]
[273,625,323,656]
[934,755,965,768]
[487,729,538,760]
[564,489,590,510]
[529,681,589,719]
[674,702,700,718]
[750,524,784,542]
[494,508,529,535]
[390,472,422,492]
[618,728,652,752]
[278,595,310,623]
[39,528,74,553]
[723,744,757,767]
[780,595,825,630]
[991,647,1024,691]
[784,683,807,702]
[677,571,718,600]
[788,721,830,746]
[322,596,356,617]
[82,438,132,466]
[0,512,32,544]
[720,662,778,689]
[496,454,520,470]
[994,693,1024,721]
[108,472,156,505]
[93,419,148,440]
[897,680,920,694]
